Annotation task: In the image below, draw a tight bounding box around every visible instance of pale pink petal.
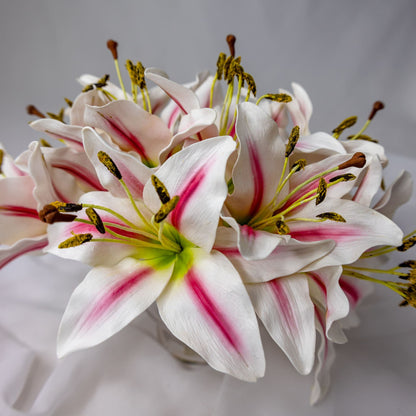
[145,68,200,114]
[227,102,287,223]
[306,266,349,343]
[247,274,316,374]
[0,236,48,269]
[215,226,335,282]
[47,191,149,267]
[292,82,313,124]
[77,74,128,100]
[157,248,265,381]
[292,198,403,269]
[71,89,112,126]
[143,137,236,252]
[57,255,174,357]
[280,88,309,134]
[159,108,217,163]
[83,127,152,199]
[351,155,383,206]
[84,100,172,166]
[295,131,346,156]
[0,175,46,244]
[342,139,387,166]
[221,215,289,260]
[30,119,84,150]
[373,170,413,218]
[309,307,336,405]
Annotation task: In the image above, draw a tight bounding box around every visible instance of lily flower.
[47,131,265,381]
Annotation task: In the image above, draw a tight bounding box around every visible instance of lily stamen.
[349,101,385,140]
[106,39,127,99]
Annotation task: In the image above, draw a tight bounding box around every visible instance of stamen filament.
[226,74,243,135]
[209,73,218,108]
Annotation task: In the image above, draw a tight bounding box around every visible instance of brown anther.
[397,237,416,252]
[107,39,119,60]
[291,159,306,172]
[226,34,236,57]
[399,260,416,269]
[368,101,384,120]
[285,126,300,157]
[276,219,290,235]
[346,134,378,143]
[39,204,77,224]
[64,98,73,108]
[316,212,346,222]
[329,173,356,183]
[338,152,366,170]
[26,105,45,118]
[316,178,327,205]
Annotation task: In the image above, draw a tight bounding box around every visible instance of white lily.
[47,131,265,381]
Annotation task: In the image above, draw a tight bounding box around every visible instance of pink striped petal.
[71,89,112,126]
[158,108,217,163]
[247,274,316,374]
[0,236,48,269]
[306,266,349,343]
[57,255,175,357]
[374,170,413,218]
[157,248,265,381]
[30,119,84,150]
[292,198,403,269]
[83,127,152,199]
[84,100,172,166]
[215,226,335,282]
[0,175,46,245]
[221,215,289,260]
[309,307,335,405]
[352,155,383,207]
[47,191,149,266]
[294,131,346,157]
[145,68,200,115]
[227,102,287,223]
[143,136,236,252]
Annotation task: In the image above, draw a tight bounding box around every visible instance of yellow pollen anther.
[316,212,346,222]
[151,175,170,204]
[50,201,83,212]
[332,116,358,137]
[346,134,378,143]
[64,98,73,107]
[243,73,256,96]
[58,233,93,249]
[285,126,300,157]
[86,207,106,234]
[276,219,290,235]
[397,237,416,252]
[216,53,227,80]
[329,173,356,183]
[0,149,3,174]
[223,56,234,81]
[154,196,180,223]
[316,178,327,205]
[399,260,416,269]
[97,151,122,180]
[46,108,65,123]
[39,139,52,147]
[291,159,307,172]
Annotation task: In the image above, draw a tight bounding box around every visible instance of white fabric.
[1,153,416,415]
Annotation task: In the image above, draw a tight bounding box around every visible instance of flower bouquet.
[1,35,415,405]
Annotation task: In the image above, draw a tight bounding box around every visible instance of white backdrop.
[1,1,416,415]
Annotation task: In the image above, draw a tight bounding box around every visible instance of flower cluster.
[1,35,415,405]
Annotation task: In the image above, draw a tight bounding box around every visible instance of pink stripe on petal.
[290,225,362,243]
[0,205,39,219]
[0,239,48,269]
[168,106,181,129]
[339,277,360,306]
[101,116,150,163]
[80,268,153,330]
[45,131,84,148]
[170,159,213,229]
[309,272,327,298]
[247,141,264,218]
[52,163,105,191]
[187,269,241,353]
[269,279,299,334]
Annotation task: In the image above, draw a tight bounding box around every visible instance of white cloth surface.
[1,153,416,415]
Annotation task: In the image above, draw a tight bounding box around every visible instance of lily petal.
[227,102,287,223]
[143,136,236,252]
[374,170,413,218]
[57,254,175,357]
[293,198,403,269]
[30,119,84,150]
[83,127,152,199]
[84,100,172,166]
[0,236,48,269]
[157,248,265,381]
[215,226,335,281]
[247,274,316,374]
